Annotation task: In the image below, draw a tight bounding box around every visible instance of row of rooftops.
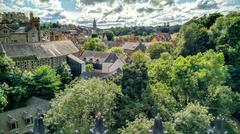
[0,40,79,59]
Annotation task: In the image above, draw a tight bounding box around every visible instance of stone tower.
[29,12,41,41]
[93,18,97,32]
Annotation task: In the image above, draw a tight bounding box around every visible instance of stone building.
[80,50,125,78]
[0,12,40,44]
[0,40,84,74]
[0,97,49,134]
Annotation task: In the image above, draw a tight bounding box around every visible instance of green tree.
[176,22,212,56]
[0,84,8,112]
[174,103,213,134]
[107,47,125,55]
[103,30,115,41]
[207,86,240,116]
[149,50,228,106]
[130,50,150,63]
[82,38,106,51]
[210,13,240,92]
[188,13,223,29]
[121,61,149,100]
[91,33,98,38]
[147,42,174,59]
[0,56,15,82]
[118,114,152,134]
[30,65,61,99]
[44,79,120,133]
[113,61,153,129]
[86,64,94,73]
[150,83,178,120]
[57,63,72,86]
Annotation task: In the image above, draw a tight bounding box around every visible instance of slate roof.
[80,50,122,64]
[0,40,79,59]
[122,42,139,51]
[0,97,49,133]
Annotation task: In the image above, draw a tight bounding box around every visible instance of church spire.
[93,18,97,30]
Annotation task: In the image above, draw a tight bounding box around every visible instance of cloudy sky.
[0,0,239,28]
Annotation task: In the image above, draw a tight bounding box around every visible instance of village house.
[80,50,126,77]
[0,97,49,134]
[121,42,146,55]
[0,12,40,44]
[150,32,171,42]
[0,40,85,76]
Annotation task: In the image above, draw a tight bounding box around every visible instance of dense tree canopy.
[147,42,174,59]
[130,50,150,63]
[57,63,72,87]
[30,65,61,99]
[176,22,211,56]
[82,38,106,51]
[45,79,120,133]
[107,47,125,55]
[103,30,115,41]
[174,103,213,134]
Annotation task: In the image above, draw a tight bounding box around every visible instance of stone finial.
[149,113,165,134]
[206,115,228,134]
[90,112,108,134]
[75,130,79,134]
[33,113,45,134]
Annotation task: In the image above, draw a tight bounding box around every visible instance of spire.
[33,113,45,134]
[93,18,97,30]
[149,113,165,134]
[30,11,33,20]
[90,112,108,134]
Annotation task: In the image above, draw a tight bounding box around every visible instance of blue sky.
[0,0,239,28]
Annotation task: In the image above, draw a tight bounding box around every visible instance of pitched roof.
[80,50,121,64]
[122,42,139,51]
[1,40,79,59]
[14,24,37,33]
[0,97,49,133]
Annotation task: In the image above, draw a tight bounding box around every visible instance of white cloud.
[0,0,239,28]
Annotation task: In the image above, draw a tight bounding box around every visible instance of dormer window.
[22,112,33,126]
[89,58,93,63]
[83,57,86,61]
[96,59,100,63]
[8,115,18,130]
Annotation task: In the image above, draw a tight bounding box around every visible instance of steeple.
[30,11,33,21]
[93,18,97,30]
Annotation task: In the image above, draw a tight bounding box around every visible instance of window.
[89,58,93,63]
[96,59,100,63]
[5,38,9,43]
[10,122,18,130]
[3,30,8,34]
[25,117,33,125]
[83,58,86,61]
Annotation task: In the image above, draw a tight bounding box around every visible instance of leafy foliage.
[130,50,150,63]
[121,61,149,100]
[30,65,61,99]
[83,38,106,51]
[103,30,115,41]
[57,63,72,86]
[45,79,120,133]
[107,47,125,55]
[174,103,213,134]
[0,84,8,112]
[147,42,174,59]
[176,22,212,56]
[118,114,152,134]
